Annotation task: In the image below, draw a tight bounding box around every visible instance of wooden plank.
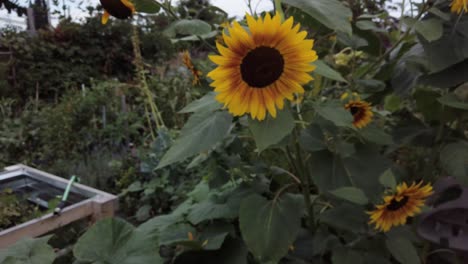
[0,200,94,248]
[0,164,119,249]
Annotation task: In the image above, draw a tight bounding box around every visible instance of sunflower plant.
[92,0,467,262]
[3,0,468,263]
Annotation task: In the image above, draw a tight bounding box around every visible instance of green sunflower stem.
[287,130,315,231]
[131,25,166,134]
[274,0,285,21]
[295,139,315,231]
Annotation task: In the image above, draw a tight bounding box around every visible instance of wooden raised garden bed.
[0,164,118,248]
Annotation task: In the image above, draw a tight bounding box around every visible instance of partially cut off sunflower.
[345,99,373,128]
[451,0,468,14]
[100,0,136,24]
[208,13,318,121]
[368,181,433,232]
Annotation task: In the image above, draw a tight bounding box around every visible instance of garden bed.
[0,164,118,248]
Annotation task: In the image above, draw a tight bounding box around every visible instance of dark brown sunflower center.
[386,196,409,211]
[100,0,133,19]
[240,46,284,88]
[349,106,360,116]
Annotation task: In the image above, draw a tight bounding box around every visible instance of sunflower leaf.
[239,193,304,263]
[385,236,420,264]
[330,187,368,205]
[440,141,468,185]
[379,169,397,189]
[179,92,222,113]
[313,60,347,83]
[283,0,353,35]
[164,19,212,38]
[248,108,295,152]
[157,111,232,168]
[314,101,353,127]
[437,93,468,110]
[132,0,160,13]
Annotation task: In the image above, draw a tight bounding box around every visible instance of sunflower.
[182,50,202,85]
[344,99,373,128]
[100,0,136,24]
[451,0,468,14]
[369,181,433,232]
[207,13,318,121]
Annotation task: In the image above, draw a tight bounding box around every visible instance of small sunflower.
[208,13,318,121]
[100,0,136,24]
[182,51,202,85]
[451,0,468,14]
[344,99,373,128]
[369,181,433,232]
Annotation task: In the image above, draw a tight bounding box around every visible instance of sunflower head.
[100,0,136,24]
[368,181,433,232]
[451,0,468,14]
[182,50,202,85]
[344,99,373,128]
[208,13,318,121]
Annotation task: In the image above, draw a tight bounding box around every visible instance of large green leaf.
[283,0,353,35]
[0,236,55,264]
[179,92,222,113]
[379,169,397,189]
[385,236,420,264]
[440,142,468,185]
[330,187,369,205]
[248,108,295,152]
[299,124,327,152]
[132,0,160,13]
[164,19,212,38]
[157,111,232,168]
[313,60,347,82]
[356,20,386,33]
[438,93,468,110]
[239,193,304,263]
[159,223,197,246]
[420,15,468,72]
[309,145,389,200]
[332,247,364,264]
[403,18,443,43]
[187,184,253,224]
[73,218,162,264]
[359,126,393,145]
[314,101,353,127]
[320,204,368,233]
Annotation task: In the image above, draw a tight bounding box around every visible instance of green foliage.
[73,218,162,264]
[0,17,174,101]
[248,108,295,152]
[0,189,41,231]
[2,0,468,263]
[239,193,304,263]
[283,0,352,34]
[0,236,55,264]
[157,111,233,168]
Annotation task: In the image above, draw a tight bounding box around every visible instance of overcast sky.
[0,0,274,28]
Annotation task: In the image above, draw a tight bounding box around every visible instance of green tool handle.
[62,175,77,202]
[54,175,77,215]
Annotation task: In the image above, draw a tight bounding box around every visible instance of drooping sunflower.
[182,50,203,85]
[345,99,373,128]
[451,0,468,14]
[100,0,136,24]
[368,181,433,232]
[208,13,318,121]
